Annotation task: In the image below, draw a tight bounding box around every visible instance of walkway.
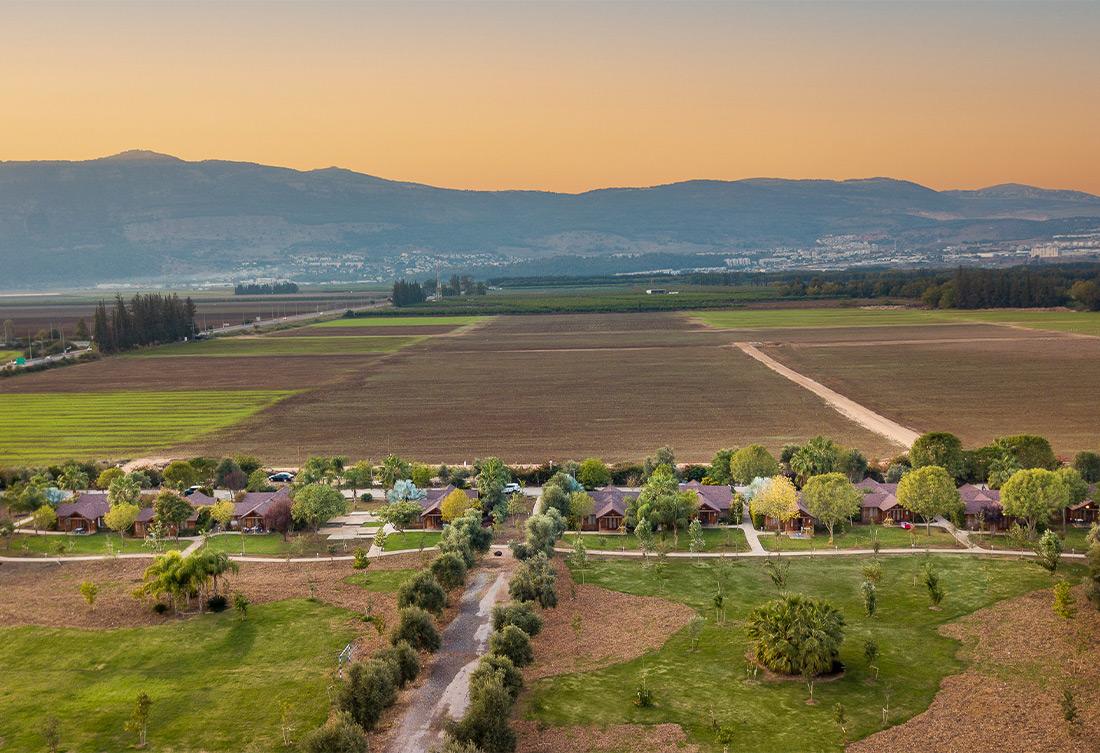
[385,564,512,753]
[733,341,920,448]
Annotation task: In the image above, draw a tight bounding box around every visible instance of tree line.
[92,294,197,354]
[233,281,299,295]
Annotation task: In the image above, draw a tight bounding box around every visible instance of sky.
[2,0,1099,194]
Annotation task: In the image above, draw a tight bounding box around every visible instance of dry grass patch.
[514,720,698,753]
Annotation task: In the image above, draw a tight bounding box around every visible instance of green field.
[344,568,418,592]
[568,527,748,552]
[133,335,424,357]
[0,390,292,465]
[528,556,1074,752]
[0,349,22,362]
[380,530,441,551]
[759,524,961,551]
[3,533,188,557]
[0,599,357,752]
[692,307,1100,334]
[311,315,486,328]
[199,533,357,557]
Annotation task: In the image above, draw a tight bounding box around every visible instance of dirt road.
[733,341,920,448]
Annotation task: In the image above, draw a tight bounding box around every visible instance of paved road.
[385,565,512,753]
[733,341,920,448]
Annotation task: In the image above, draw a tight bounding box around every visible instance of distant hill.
[2,150,1099,287]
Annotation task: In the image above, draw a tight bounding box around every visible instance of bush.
[431,552,468,590]
[576,458,611,489]
[152,602,169,615]
[448,672,516,753]
[392,607,442,652]
[300,711,368,753]
[490,601,543,637]
[206,594,228,612]
[508,552,558,608]
[360,492,373,502]
[353,548,369,570]
[337,659,397,730]
[398,570,447,615]
[377,640,421,688]
[471,653,523,701]
[746,594,845,676]
[488,625,534,668]
[432,736,486,753]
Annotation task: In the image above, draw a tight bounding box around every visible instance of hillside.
[2,151,1099,286]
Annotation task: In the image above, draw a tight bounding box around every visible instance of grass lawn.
[0,390,291,465]
[311,315,486,328]
[528,556,1078,753]
[2,533,188,557]
[133,334,424,357]
[759,524,961,552]
[381,530,441,552]
[0,349,22,362]
[568,527,748,553]
[344,568,418,592]
[0,599,357,752]
[199,533,351,557]
[970,526,1093,554]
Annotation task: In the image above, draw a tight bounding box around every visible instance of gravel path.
[733,341,919,448]
[385,564,512,753]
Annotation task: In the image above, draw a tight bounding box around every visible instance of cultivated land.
[132,334,424,357]
[524,556,1079,753]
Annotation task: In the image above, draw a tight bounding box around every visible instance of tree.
[910,432,965,480]
[449,672,516,753]
[298,456,347,486]
[729,444,779,485]
[391,606,441,652]
[567,491,595,530]
[40,715,61,753]
[124,691,152,748]
[1001,468,1069,537]
[300,711,368,753]
[745,594,845,676]
[837,448,868,483]
[705,448,735,485]
[107,474,141,508]
[801,473,861,543]
[214,458,243,488]
[511,510,564,560]
[1072,451,1100,483]
[57,463,90,493]
[387,479,425,504]
[153,490,192,539]
[1054,467,1089,532]
[539,485,570,518]
[104,502,138,539]
[896,466,960,535]
[488,624,533,667]
[338,659,396,731]
[923,561,945,608]
[687,518,705,552]
[860,580,877,617]
[471,653,524,702]
[379,454,411,488]
[80,580,99,611]
[96,466,124,490]
[431,552,468,590]
[292,483,348,531]
[377,500,423,532]
[441,488,478,523]
[1035,529,1064,574]
[789,436,840,483]
[344,460,374,495]
[1053,580,1076,619]
[749,476,798,531]
[634,466,697,544]
[577,458,611,489]
[246,469,275,492]
[995,435,1058,470]
[162,461,198,491]
[31,504,57,533]
[265,497,293,539]
[1069,279,1100,310]
[508,551,557,607]
[643,446,676,479]
[208,499,235,530]
[476,457,512,513]
[411,463,433,487]
[398,570,447,615]
[491,601,542,637]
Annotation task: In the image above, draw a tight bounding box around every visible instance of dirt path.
[733,341,919,448]
[385,563,512,753]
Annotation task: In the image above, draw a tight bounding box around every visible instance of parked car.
[502,482,522,495]
[899,521,913,530]
[268,472,295,483]
[183,485,203,496]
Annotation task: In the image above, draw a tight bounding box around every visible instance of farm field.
[132,334,424,357]
[567,527,748,552]
[0,390,292,465]
[526,556,1077,753]
[0,599,358,752]
[758,524,961,551]
[2,533,188,556]
[311,315,487,328]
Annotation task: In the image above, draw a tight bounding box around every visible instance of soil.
[513,721,699,753]
[523,561,697,681]
[849,586,1100,753]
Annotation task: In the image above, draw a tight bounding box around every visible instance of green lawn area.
[0,599,357,752]
[311,315,486,328]
[0,390,291,465]
[970,526,1093,553]
[381,530,441,552]
[344,568,418,592]
[133,334,424,357]
[198,533,351,556]
[528,556,1078,753]
[2,533,188,557]
[759,524,961,552]
[569,527,748,552]
[0,349,22,362]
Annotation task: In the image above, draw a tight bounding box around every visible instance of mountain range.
[2,150,1100,287]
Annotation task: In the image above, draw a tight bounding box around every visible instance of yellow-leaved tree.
[441,488,478,523]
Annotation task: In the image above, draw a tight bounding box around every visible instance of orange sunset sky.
[3,0,1099,194]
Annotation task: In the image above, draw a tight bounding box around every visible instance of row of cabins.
[54,487,294,536]
[578,481,734,532]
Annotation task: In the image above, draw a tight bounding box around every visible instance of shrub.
[206,594,228,612]
[433,737,486,753]
[448,672,516,753]
[507,552,557,608]
[152,602,169,615]
[337,659,397,731]
[490,601,543,637]
[398,570,447,615]
[488,625,534,668]
[576,458,612,490]
[392,607,441,652]
[746,594,845,676]
[377,640,421,688]
[300,710,368,753]
[431,552,468,590]
[470,653,523,701]
[353,548,369,570]
[1053,581,1076,619]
